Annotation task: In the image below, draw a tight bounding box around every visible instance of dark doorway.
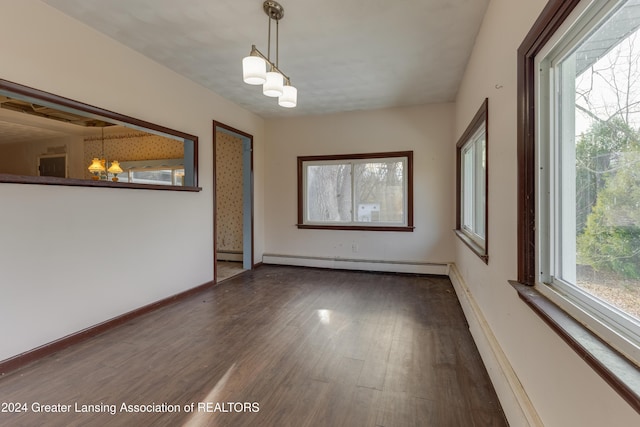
[38,155,66,178]
[213,121,254,282]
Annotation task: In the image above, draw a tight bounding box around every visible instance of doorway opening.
[213,122,253,282]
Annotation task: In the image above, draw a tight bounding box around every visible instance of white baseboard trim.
[448,264,542,427]
[262,253,450,276]
[217,251,243,262]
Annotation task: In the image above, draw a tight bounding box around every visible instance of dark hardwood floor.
[0,265,507,427]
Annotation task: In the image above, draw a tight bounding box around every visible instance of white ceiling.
[0,119,66,144]
[0,107,94,144]
[41,0,489,119]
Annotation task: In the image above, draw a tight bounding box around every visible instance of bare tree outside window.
[306,164,351,222]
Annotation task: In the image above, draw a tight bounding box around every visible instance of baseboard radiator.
[262,253,449,275]
[217,250,243,262]
[448,264,542,426]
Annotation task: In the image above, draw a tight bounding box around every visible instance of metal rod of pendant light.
[100,126,106,179]
[267,13,271,62]
[247,46,290,82]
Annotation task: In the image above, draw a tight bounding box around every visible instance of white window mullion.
[536,54,553,284]
[474,136,485,240]
[350,161,355,223]
[463,145,474,231]
[558,55,577,285]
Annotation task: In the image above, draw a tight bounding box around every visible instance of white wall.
[0,1,264,361]
[454,0,640,425]
[264,104,455,267]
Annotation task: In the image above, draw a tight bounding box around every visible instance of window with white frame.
[536,0,640,362]
[116,159,185,186]
[297,152,413,231]
[456,99,488,262]
[125,168,185,186]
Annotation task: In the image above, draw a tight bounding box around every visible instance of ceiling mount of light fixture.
[263,1,284,20]
[242,0,297,108]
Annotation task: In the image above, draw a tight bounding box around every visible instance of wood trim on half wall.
[0,78,200,190]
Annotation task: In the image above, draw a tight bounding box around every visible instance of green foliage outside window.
[577,119,640,279]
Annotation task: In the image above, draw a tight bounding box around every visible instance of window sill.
[509,280,640,414]
[0,174,202,192]
[296,224,414,232]
[454,229,488,263]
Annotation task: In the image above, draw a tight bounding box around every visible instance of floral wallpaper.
[83,130,184,179]
[216,131,244,253]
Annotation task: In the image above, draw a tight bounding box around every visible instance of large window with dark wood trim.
[456,99,488,262]
[520,0,640,375]
[297,152,413,231]
[0,79,199,191]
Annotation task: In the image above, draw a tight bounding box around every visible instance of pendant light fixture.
[88,157,105,180]
[88,127,107,180]
[107,160,123,182]
[242,1,297,108]
[87,126,122,181]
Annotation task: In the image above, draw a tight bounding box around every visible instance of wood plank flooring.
[0,265,507,427]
